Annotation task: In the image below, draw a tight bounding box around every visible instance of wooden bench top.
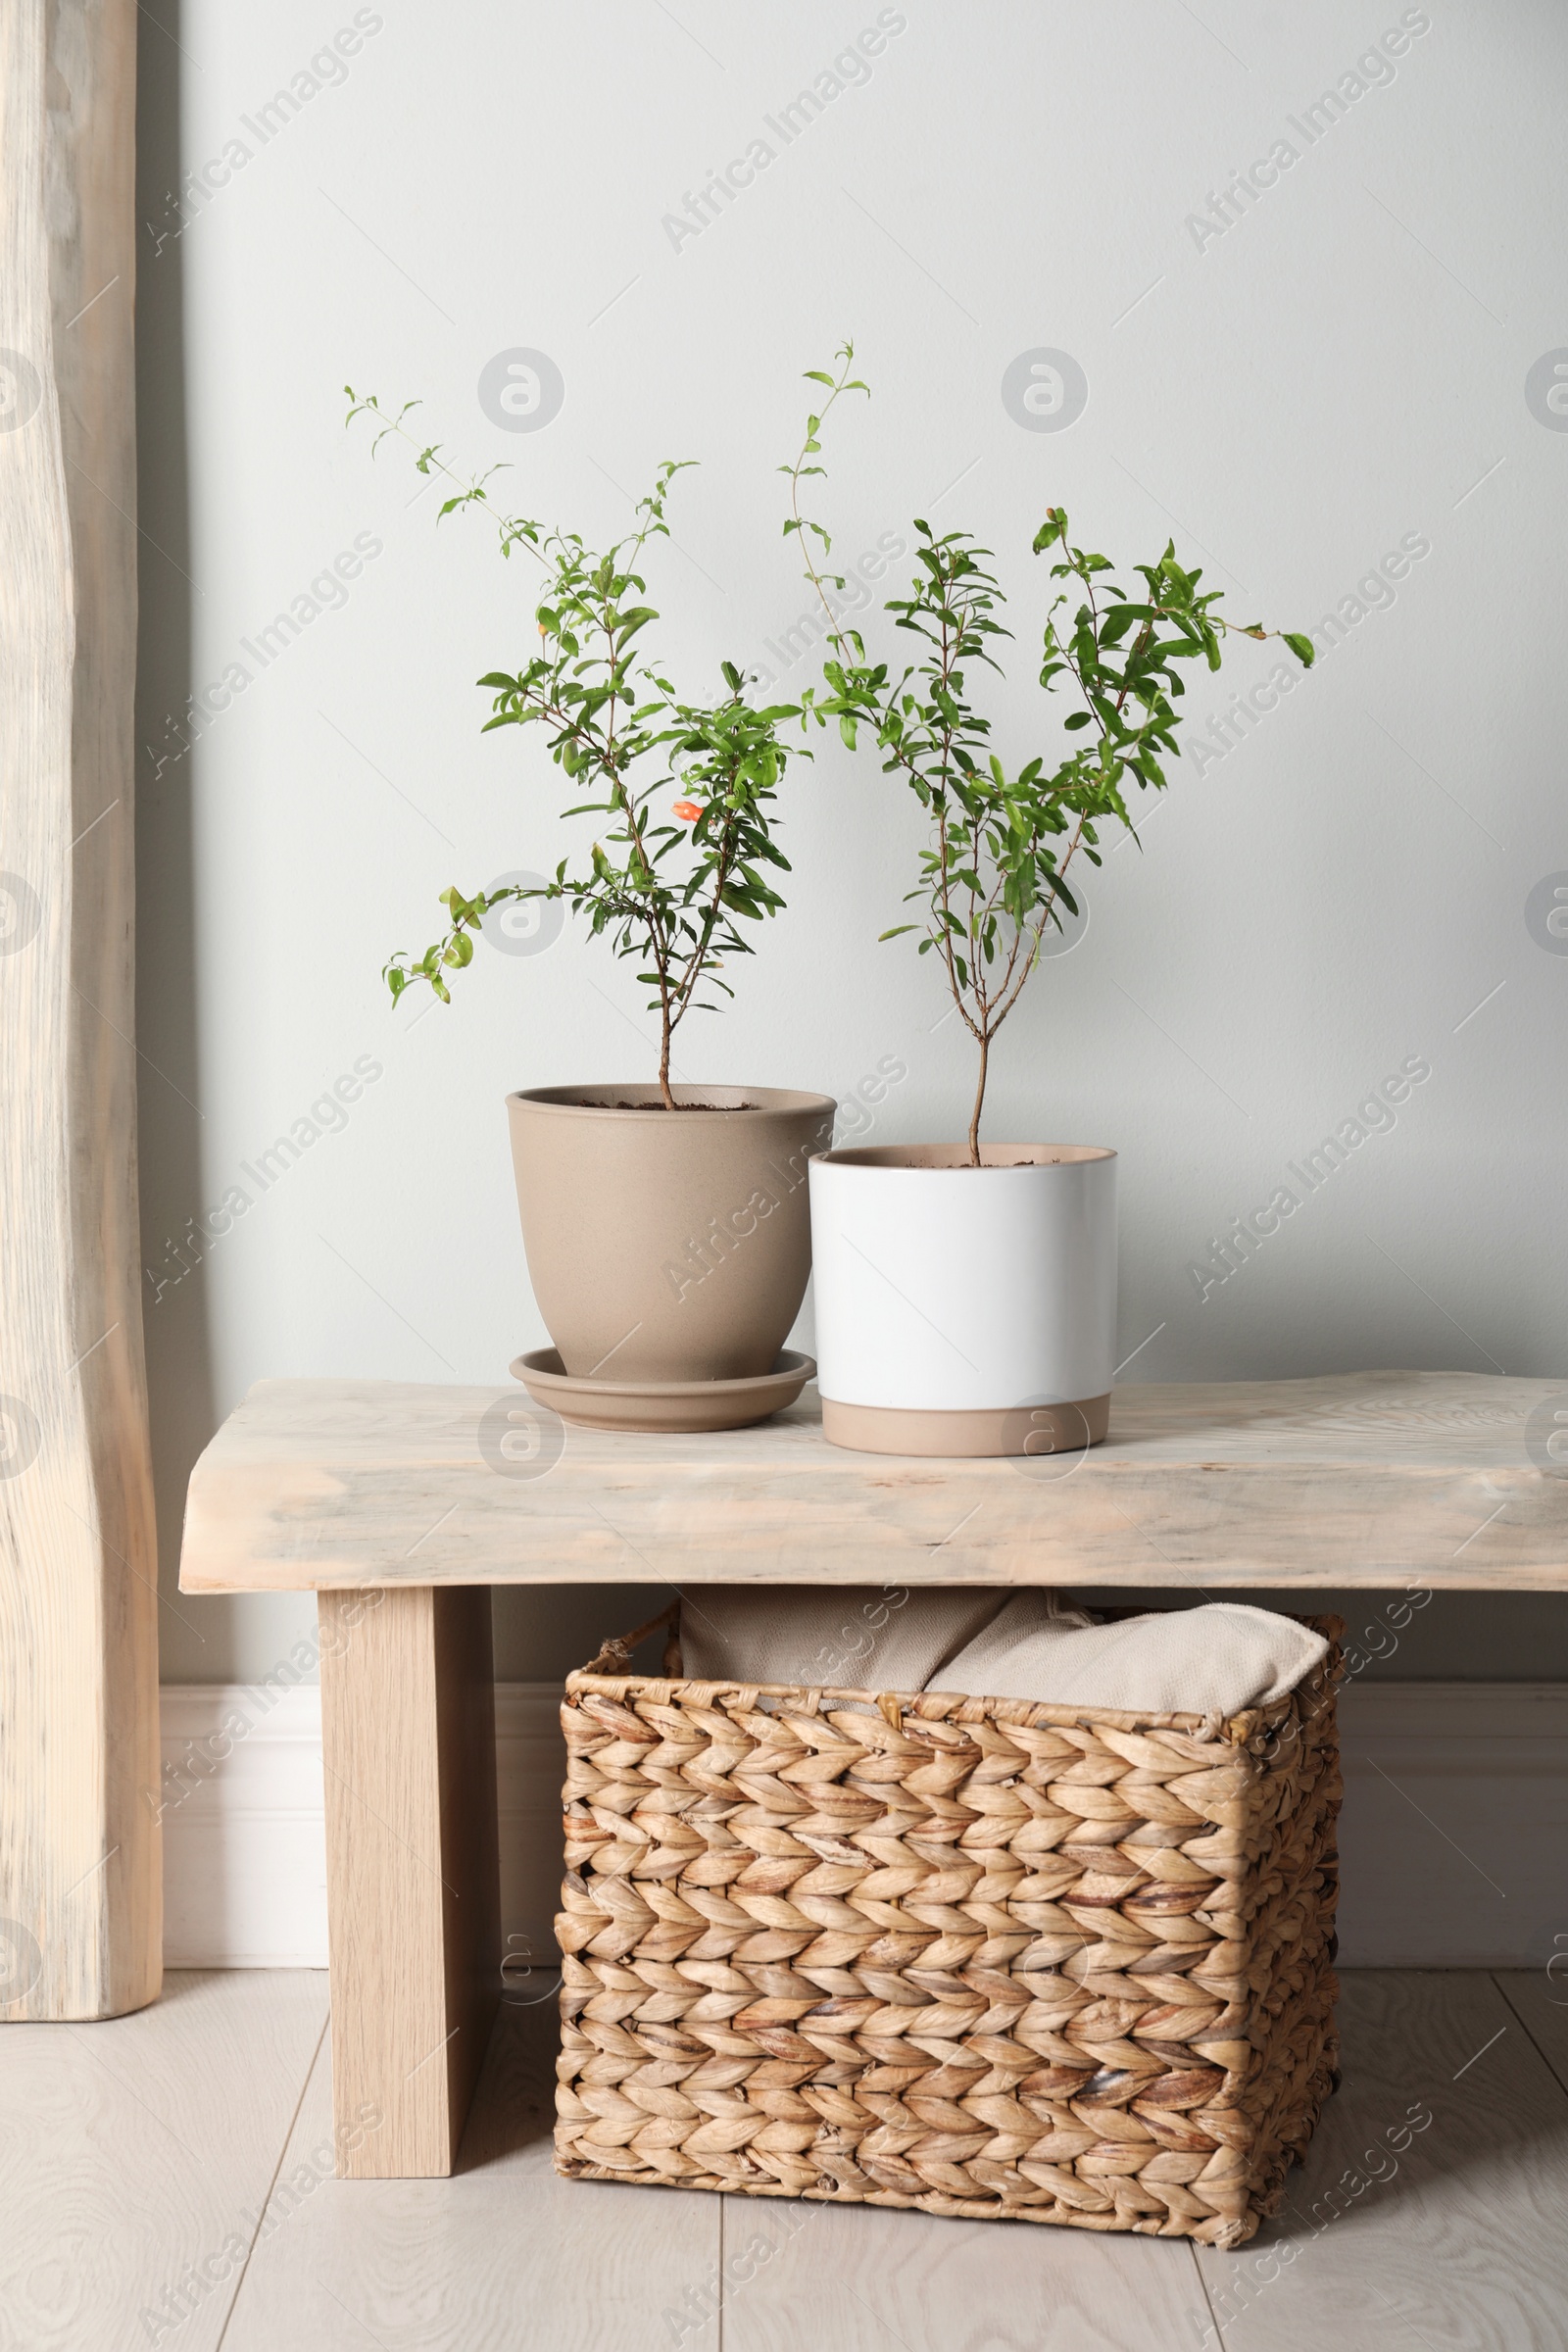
[177,1369,1568,1593]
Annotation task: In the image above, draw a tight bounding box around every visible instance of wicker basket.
[555,1604,1344,2248]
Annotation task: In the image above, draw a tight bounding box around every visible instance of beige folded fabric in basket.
[677,1583,1091,1693]
[932,1592,1330,1716]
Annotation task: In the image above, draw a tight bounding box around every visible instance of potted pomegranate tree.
[351,392,834,1420]
[784,348,1314,1456]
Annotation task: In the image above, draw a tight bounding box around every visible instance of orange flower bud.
[672,800,704,822]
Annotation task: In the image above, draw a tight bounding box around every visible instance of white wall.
[135,1,1568,1684]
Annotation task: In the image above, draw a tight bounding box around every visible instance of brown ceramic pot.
[506,1084,836,1384]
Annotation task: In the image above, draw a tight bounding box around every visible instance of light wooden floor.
[2,1972,1565,2350]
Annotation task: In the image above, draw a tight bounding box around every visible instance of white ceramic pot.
[808,1144,1117,1456]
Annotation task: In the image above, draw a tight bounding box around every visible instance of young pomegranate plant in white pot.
[784,348,1314,1456]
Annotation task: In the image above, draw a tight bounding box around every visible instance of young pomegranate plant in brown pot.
[784,348,1315,1457]
[350,392,834,1419]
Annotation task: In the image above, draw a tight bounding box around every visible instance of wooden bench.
[178,1367,1568,2178]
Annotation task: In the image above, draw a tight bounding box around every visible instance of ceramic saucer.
[509,1348,815,1434]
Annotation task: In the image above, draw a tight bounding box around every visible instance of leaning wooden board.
[179,1369,1568,1593]
[1,0,161,2021]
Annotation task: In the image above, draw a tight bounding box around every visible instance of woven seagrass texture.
[555,1609,1344,2247]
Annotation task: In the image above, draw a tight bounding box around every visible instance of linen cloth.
[931,1592,1328,1716]
[677,1584,1085,1692]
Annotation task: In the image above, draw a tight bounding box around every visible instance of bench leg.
[318,1585,499,2177]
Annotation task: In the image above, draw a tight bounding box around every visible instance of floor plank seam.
[213,2008,330,2351]
[1185,2234,1224,2348]
[1490,1971,1568,2104]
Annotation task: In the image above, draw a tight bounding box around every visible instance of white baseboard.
[160,1684,329,1969]
[159,1683,568,1971]
[1334,1681,1568,1967]
[159,1681,1568,1972]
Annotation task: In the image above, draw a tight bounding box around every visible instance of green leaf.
[1282,630,1316,668]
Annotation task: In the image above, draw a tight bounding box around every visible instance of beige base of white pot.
[821,1392,1111,1459]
